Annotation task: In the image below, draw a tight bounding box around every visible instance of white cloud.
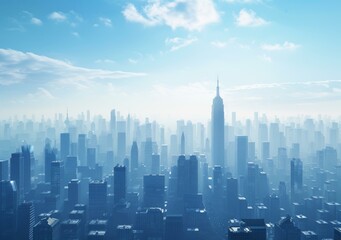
[211,41,227,48]
[235,9,268,27]
[99,17,112,27]
[28,87,56,100]
[95,59,116,64]
[122,0,220,31]
[226,0,261,3]
[0,48,146,87]
[48,11,82,27]
[261,41,300,51]
[48,11,67,22]
[165,36,198,51]
[31,17,42,26]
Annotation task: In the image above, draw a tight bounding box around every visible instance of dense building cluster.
[1,82,341,239]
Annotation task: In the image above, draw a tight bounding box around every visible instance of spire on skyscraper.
[216,76,220,96]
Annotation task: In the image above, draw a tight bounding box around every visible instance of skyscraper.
[87,148,96,169]
[68,179,80,207]
[65,156,77,183]
[211,79,225,168]
[143,174,165,208]
[114,165,126,204]
[130,141,138,171]
[78,134,86,166]
[10,152,24,201]
[21,145,34,193]
[180,132,185,155]
[291,158,303,201]
[89,180,107,219]
[236,136,248,178]
[33,217,60,240]
[165,215,184,240]
[17,202,35,240]
[117,132,126,164]
[44,140,56,183]
[0,160,9,181]
[177,155,198,198]
[51,161,64,196]
[0,180,18,240]
[60,133,70,161]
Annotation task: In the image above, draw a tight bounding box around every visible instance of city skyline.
[1,0,341,122]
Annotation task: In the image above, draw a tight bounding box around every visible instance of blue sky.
[0,0,341,123]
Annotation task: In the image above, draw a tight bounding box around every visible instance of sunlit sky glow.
[1,0,341,124]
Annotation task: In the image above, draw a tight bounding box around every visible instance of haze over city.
[1,1,341,240]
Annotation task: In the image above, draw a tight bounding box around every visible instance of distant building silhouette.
[130,141,138,171]
[236,136,248,178]
[211,79,225,168]
[60,133,70,161]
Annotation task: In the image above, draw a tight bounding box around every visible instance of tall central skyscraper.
[211,79,225,168]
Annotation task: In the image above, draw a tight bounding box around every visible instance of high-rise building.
[51,161,64,196]
[44,140,56,183]
[226,178,238,218]
[21,145,34,193]
[114,165,126,204]
[117,132,126,164]
[160,144,168,168]
[213,166,223,197]
[274,215,301,240]
[0,180,18,240]
[60,133,70,161]
[236,136,248,178]
[180,132,185,155]
[227,227,253,240]
[211,79,225,168]
[130,141,138,171]
[0,160,9,180]
[335,227,341,240]
[68,179,80,207]
[165,215,184,240]
[10,152,24,201]
[17,202,35,240]
[261,142,270,164]
[144,138,153,171]
[33,217,60,240]
[143,174,165,208]
[135,208,164,239]
[78,134,87,166]
[87,148,96,169]
[65,156,77,183]
[60,219,82,240]
[116,225,133,240]
[89,180,107,219]
[291,158,303,201]
[151,154,160,174]
[177,155,198,198]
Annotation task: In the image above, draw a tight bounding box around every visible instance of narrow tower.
[211,78,225,168]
